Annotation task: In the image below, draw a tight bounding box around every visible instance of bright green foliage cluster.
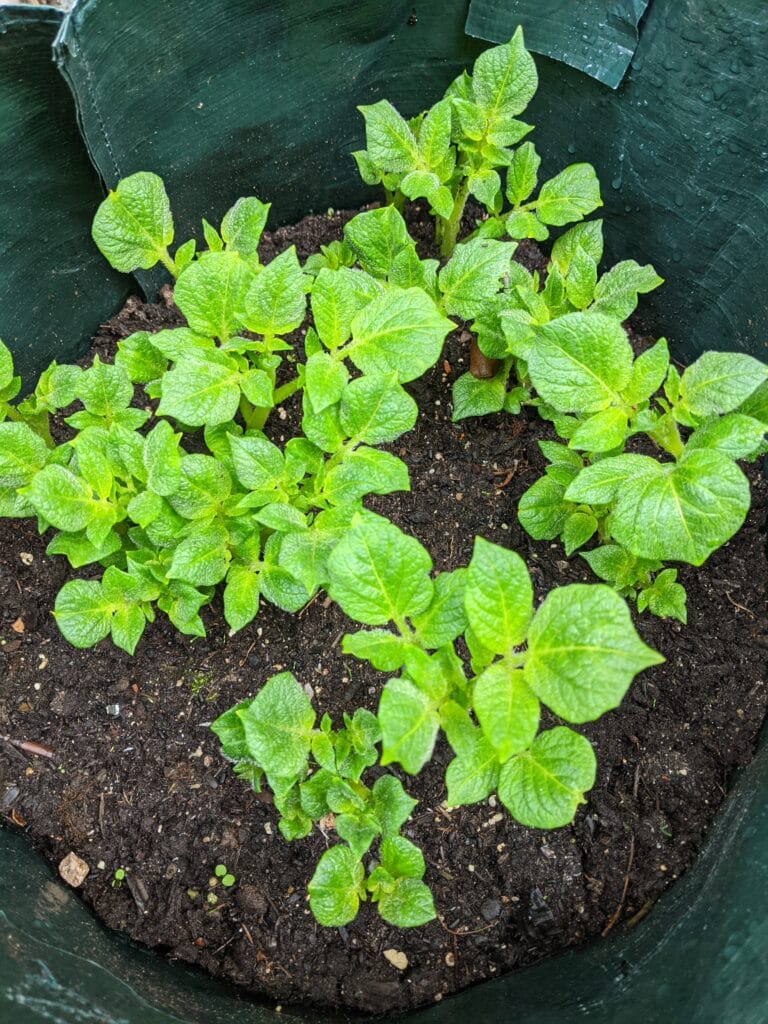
[517,319,768,622]
[0,176,453,652]
[213,515,662,927]
[355,28,601,256]
[211,664,433,928]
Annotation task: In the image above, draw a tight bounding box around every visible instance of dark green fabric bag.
[0,2,766,1021]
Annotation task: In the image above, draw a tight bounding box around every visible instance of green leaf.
[147,327,214,361]
[568,407,629,453]
[358,99,419,172]
[638,568,687,623]
[377,877,436,928]
[308,846,364,927]
[157,351,242,426]
[401,171,453,219]
[591,261,663,320]
[253,502,307,533]
[279,528,340,594]
[465,537,532,654]
[327,517,433,626]
[506,141,540,205]
[169,454,231,519]
[535,164,602,227]
[210,699,253,761]
[625,338,670,404]
[168,523,230,586]
[92,171,173,272]
[0,339,13,392]
[238,671,315,778]
[378,676,440,774]
[244,247,306,336]
[527,313,633,413]
[498,727,596,828]
[310,267,376,350]
[258,563,311,613]
[342,630,412,671]
[441,703,500,804]
[680,352,768,417]
[339,374,417,444]
[474,663,539,762]
[348,287,451,383]
[343,206,414,281]
[564,453,659,505]
[565,244,598,310]
[54,579,112,648]
[304,352,350,414]
[525,584,663,722]
[173,252,253,339]
[686,413,767,459]
[115,331,168,384]
[610,449,751,565]
[221,196,270,255]
[322,447,409,505]
[76,358,133,417]
[223,565,260,631]
[438,239,512,319]
[411,569,468,648]
[335,813,380,859]
[23,465,96,532]
[47,529,121,568]
[451,364,509,421]
[550,220,604,275]
[505,210,550,241]
[738,379,768,424]
[371,775,418,836]
[228,433,284,490]
[472,27,537,124]
[0,422,49,487]
[466,169,500,211]
[517,476,571,540]
[143,420,182,496]
[562,510,598,555]
[380,836,425,879]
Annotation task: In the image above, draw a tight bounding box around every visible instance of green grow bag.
[0,1,766,1021]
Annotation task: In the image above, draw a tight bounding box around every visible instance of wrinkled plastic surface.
[467,0,651,88]
[0,5,128,389]
[3,740,766,1024]
[1,1,767,1021]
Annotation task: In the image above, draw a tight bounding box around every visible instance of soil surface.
[1,205,767,1016]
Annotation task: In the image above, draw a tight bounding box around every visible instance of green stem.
[273,375,302,405]
[159,249,178,278]
[440,180,470,259]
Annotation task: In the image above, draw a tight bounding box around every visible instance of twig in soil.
[725,591,755,618]
[437,914,498,937]
[0,735,54,760]
[239,640,257,668]
[212,933,238,956]
[601,836,636,937]
[125,872,149,914]
[492,464,518,489]
[625,897,656,929]
[633,762,641,799]
[240,921,254,945]
[98,792,107,838]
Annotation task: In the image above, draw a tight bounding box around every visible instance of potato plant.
[354,28,602,256]
[213,516,662,927]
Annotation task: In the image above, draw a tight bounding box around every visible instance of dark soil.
[1,205,766,1016]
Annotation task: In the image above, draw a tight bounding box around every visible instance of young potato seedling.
[214,516,663,928]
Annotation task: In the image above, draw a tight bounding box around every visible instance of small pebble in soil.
[480,898,502,922]
[59,851,89,888]
[383,949,408,971]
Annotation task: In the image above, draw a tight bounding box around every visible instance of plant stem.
[440,180,470,258]
[160,249,178,278]
[273,375,302,405]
